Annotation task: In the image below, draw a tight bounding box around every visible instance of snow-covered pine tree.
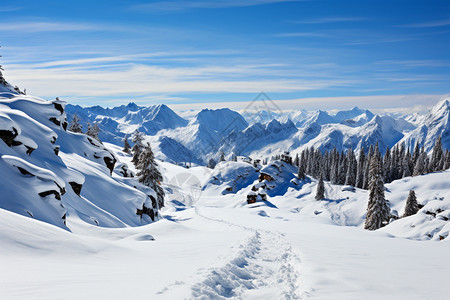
[383,146,391,183]
[430,135,444,172]
[362,145,374,189]
[136,142,165,208]
[364,152,390,230]
[402,190,419,217]
[413,147,427,176]
[356,146,365,188]
[444,150,450,170]
[123,135,131,154]
[207,158,216,169]
[86,122,100,140]
[293,153,299,167]
[231,153,237,162]
[315,176,325,200]
[131,130,145,165]
[297,163,306,180]
[412,142,420,165]
[219,151,225,162]
[345,148,357,186]
[68,113,83,133]
[402,148,413,177]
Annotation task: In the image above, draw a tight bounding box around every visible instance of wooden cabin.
[258,187,267,201]
[247,191,257,204]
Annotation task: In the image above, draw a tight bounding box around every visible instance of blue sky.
[1,0,449,110]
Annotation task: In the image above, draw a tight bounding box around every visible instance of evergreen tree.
[297,163,306,180]
[413,147,427,176]
[207,158,216,169]
[131,130,145,165]
[86,122,100,140]
[364,153,390,230]
[430,135,444,172]
[362,145,374,189]
[402,190,419,217]
[231,153,237,162]
[402,149,413,177]
[383,146,391,182]
[412,142,420,165]
[136,143,165,208]
[444,150,450,170]
[219,151,225,162]
[356,146,365,188]
[293,153,299,167]
[345,148,357,186]
[68,113,83,133]
[123,135,131,154]
[315,176,325,200]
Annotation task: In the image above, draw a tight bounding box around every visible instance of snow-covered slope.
[0,92,162,230]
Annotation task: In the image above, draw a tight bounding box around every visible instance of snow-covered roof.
[247,191,257,196]
[258,187,267,195]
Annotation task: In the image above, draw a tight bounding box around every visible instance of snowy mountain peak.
[192,108,248,134]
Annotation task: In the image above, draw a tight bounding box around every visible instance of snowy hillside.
[0,91,163,230]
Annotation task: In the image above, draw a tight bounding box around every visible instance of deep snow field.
[1,141,449,299]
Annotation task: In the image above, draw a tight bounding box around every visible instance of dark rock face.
[0,128,19,146]
[62,121,68,131]
[136,202,156,221]
[25,146,35,155]
[69,181,83,196]
[49,117,61,126]
[17,167,33,176]
[39,190,61,200]
[54,146,60,156]
[104,156,117,175]
[53,102,64,114]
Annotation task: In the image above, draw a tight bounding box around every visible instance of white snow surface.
[1,90,450,299]
[1,146,450,298]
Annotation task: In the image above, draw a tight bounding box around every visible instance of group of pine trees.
[301,138,447,230]
[295,136,449,190]
[68,113,100,140]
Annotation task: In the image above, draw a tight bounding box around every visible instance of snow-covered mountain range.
[66,97,450,165]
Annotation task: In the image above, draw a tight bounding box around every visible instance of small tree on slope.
[136,143,165,208]
[131,130,145,165]
[86,122,100,140]
[315,176,325,200]
[68,113,83,133]
[123,135,131,154]
[364,154,390,230]
[403,190,419,217]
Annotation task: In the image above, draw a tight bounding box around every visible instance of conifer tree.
[123,135,131,154]
[364,153,390,230]
[136,143,165,208]
[413,148,427,176]
[219,151,225,162]
[315,176,325,200]
[293,153,299,167]
[131,130,145,165]
[86,122,100,140]
[402,190,419,217]
[402,149,413,177]
[356,147,365,188]
[231,153,237,162]
[68,113,83,133]
[345,148,357,186]
[430,135,444,172]
[207,158,216,169]
[297,163,306,180]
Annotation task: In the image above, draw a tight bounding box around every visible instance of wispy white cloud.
[0,6,21,13]
[131,0,300,12]
[402,19,450,28]
[375,60,450,68]
[292,17,367,24]
[274,32,329,38]
[169,94,446,112]
[0,21,131,33]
